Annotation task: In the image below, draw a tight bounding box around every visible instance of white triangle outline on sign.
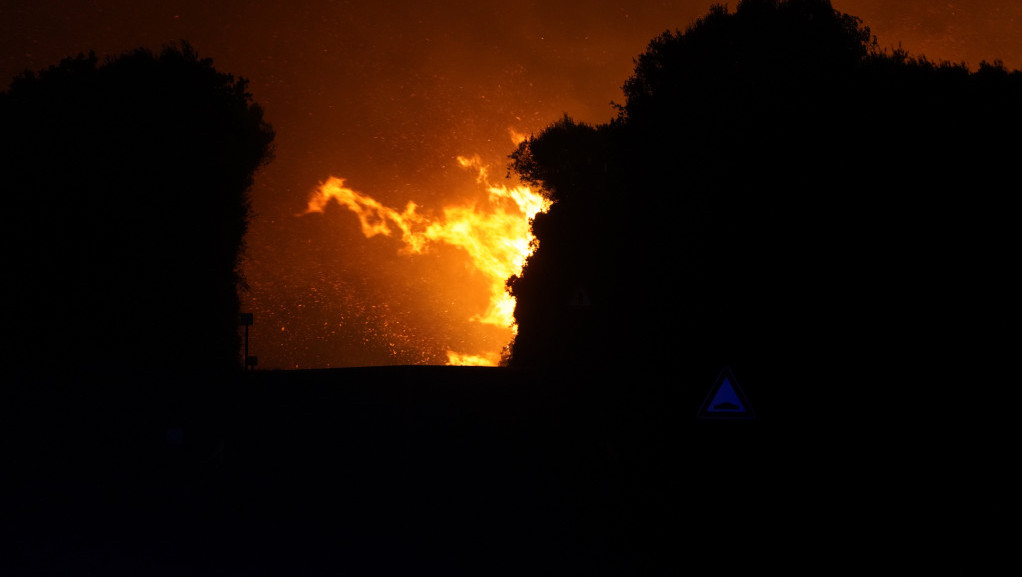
[697,366,754,420]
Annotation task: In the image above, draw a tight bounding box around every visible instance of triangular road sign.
[697,366,754,420]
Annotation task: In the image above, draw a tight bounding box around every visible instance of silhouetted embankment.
[2,364,832,575]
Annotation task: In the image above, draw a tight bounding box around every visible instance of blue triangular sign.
[698,366,754,420]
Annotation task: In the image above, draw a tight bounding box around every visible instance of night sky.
[3,1,1020,369]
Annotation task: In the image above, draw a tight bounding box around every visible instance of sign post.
[238,313,254,370]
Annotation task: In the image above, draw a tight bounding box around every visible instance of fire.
[446,351,501,366]
[509,127,529,146]
[303,154,551,366]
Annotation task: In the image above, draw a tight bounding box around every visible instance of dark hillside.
[2,365,817,575]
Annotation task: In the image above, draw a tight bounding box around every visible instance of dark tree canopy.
[507,0,1018,410]
[1,43,274,382]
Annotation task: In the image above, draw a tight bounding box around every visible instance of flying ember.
[303,154,551,366]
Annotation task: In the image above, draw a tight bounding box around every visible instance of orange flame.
[303,154,550,366]
[446,351,501,366]
[509,127,529,146]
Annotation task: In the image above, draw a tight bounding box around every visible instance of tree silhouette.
[507,116,625,368]
[506,0,1019,405]
[1,43,274,383]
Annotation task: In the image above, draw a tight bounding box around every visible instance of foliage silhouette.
[1,43,274,382]
[506,0,1019,401]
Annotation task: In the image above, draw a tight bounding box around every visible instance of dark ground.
[2,365,851,575]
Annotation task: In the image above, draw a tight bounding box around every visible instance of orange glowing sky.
[3,1,1021,368]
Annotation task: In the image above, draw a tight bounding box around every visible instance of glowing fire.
[446,351,501,366]
[303,154,550,366]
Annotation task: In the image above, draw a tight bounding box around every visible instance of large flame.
[303,154,550,366]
